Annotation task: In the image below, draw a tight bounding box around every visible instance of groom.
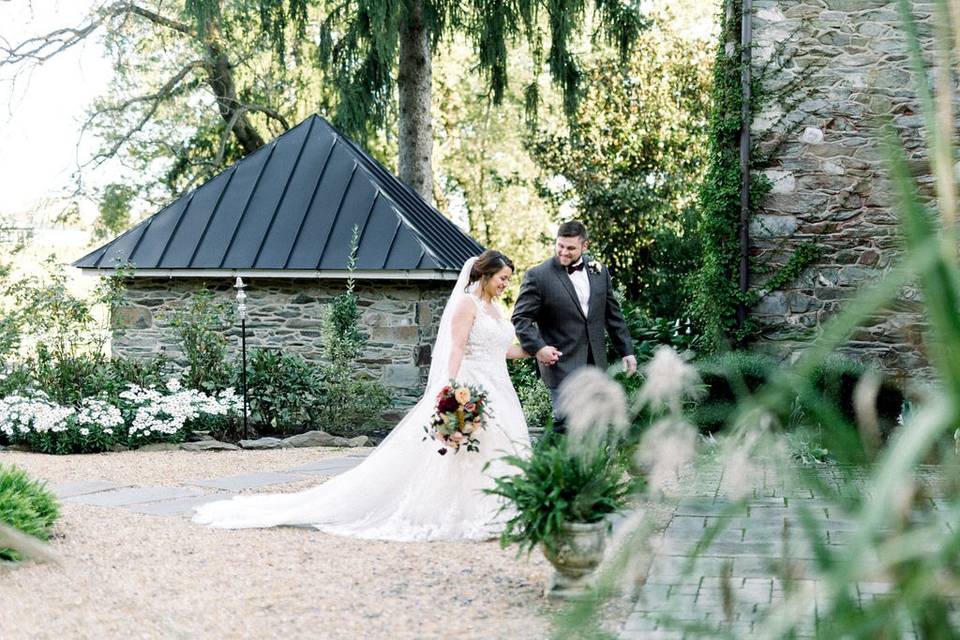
[512,220,636,432]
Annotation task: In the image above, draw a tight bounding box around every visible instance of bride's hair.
[467,250,514,290]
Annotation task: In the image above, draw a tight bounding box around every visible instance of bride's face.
[483,266,513,299]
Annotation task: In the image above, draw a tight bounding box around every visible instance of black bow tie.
[566,261,585,274]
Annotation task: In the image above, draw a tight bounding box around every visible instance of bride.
[193,250,532,540]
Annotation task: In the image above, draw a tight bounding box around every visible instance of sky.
[0,1,113,222]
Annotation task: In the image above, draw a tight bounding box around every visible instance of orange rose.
[454,387,471,404]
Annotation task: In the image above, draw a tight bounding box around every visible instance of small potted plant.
[486,439,630,599]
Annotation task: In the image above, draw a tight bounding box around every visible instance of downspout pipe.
[736,0,753,337]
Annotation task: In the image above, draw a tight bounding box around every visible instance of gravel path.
[0,449,561,639]
[0,448,350,487]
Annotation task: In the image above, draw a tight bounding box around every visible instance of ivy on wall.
[689,0,820,351]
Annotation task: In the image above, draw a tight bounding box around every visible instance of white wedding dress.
[193,258,531,541]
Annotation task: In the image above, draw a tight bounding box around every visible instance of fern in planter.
[486,441,631,555]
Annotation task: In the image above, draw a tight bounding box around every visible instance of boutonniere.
[587,259,602,274]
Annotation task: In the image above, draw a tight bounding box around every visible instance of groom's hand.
[536,346,562,366]
[622,355,638,376]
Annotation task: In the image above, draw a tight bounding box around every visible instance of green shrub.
[6,257,105,360]
[108,355,171,391]
[807,355,904,439]
[28,348,169,406]
[619,297,701,364]
[168,287,234,393]
[314,373,391,438]
[0,364,33,402]
[243,348,323,434]
[314,228,391,437]
[0,382,240,454]
[688,351,904,440]
[508,359,553,432]
[689,351,776,433]
[486,440,630,554]
[0,464,59,561]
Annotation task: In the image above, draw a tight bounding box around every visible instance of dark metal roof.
[73,115,484,275]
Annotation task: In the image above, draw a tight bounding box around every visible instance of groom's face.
[555,235,587,266]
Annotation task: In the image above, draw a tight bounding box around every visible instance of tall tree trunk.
[203,21,266,155]
[397,0,434,204]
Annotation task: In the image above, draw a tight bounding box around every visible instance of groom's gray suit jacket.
[511,256,634,391]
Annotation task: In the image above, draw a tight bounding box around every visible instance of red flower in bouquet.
[437,395,460,413]
[423,381,491,455]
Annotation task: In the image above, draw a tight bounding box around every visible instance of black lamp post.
[234,276,249,439]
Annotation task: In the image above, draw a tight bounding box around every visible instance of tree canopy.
[530,10,713,318]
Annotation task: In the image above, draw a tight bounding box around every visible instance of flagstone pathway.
[617,465,951,639]
[49,451,372,517]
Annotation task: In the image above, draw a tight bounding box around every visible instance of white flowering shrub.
[0,379,241,454]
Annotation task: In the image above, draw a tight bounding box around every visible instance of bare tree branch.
[0,21,104,65]
[245,104,290,130]
[0,2,191,67]
[111,2,192,35]
[81,60,206,168]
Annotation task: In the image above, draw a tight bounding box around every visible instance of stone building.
[747,0,936,380]
[73,115,484,408]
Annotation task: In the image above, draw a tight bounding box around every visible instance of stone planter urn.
[541,519,609,599]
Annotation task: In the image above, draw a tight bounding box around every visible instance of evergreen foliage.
[244,349,324,434]
[530,14,711,318]
[188,0,649,138]
[0,465,59,562]
[316,227,392,437]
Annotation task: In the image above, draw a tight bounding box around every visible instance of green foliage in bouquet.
[486,440,630,554]
[0,464,59,561]
[425,382,489,454]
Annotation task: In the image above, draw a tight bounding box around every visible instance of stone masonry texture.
[750,0,937,382]
[110,277,450,409]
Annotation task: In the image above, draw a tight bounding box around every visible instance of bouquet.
[424,382,490,455]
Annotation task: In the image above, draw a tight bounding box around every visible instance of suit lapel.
[552,259,587,320]
[586,261,607,320]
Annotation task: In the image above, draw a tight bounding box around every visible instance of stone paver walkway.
[617,465,952,639]
[51,450,371,517]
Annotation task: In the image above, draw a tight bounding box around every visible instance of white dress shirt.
[567,260,591,317]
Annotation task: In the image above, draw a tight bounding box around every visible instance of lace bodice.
[463,295,515,363]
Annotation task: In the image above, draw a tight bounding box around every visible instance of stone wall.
[112,277,450,410]
[749,0,936,381]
